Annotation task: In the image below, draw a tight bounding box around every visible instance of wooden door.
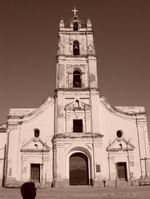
[117,162,127,181]
[69,153,89,185]
[31,164,40,182]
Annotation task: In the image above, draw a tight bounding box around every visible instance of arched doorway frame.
[66,147,92,186]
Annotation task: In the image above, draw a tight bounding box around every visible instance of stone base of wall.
[3,178,140,188]
[104,180,139,188]
[130,180,139,186]
[5,178,53,188]
[0,179,2,187]
[5,178,22,188]
[93,180,105,187]
[53,179,69,188]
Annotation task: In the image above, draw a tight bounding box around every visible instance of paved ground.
[0,186,150,199]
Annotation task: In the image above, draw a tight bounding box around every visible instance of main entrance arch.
[69,152,89,185]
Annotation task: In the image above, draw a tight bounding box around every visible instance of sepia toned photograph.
[0,1,150,198]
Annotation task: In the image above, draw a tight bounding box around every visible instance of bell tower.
[55,8,100,136]
[56,8,98,90]
[53,8,101,187]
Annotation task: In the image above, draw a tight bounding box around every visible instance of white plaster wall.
[60,33,87,56]
[0,132,7,183]
[88,57,98,88]
[90,91,101,133]
[57,58,90,89]
[6,97,54,185]
[96,97,148,180]
[86,33,95,55]
[57,91,92,134]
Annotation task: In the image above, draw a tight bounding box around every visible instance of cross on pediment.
[72,7,78,16]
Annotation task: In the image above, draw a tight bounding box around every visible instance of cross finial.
[72,7,78,16]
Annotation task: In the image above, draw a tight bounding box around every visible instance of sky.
[0,0,150,135]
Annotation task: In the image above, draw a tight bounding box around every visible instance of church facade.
[0,9,150,188]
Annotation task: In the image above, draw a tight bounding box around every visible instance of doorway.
[116,162,127,181]
[30,164,40,182]
[69,153,89,185]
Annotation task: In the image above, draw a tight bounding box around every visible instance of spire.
[70,7,80,30]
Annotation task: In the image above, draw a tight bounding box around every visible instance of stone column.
[53,139,66,187]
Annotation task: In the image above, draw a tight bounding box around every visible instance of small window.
[34,144,38,148]
[73,40,80,55]
[73,22,78,31]
[96,164,101,172]
[73,119,83,132]
[73,70,81,88]
[117,130,123,138]
[75,99,79,108]
[34,129,40,138]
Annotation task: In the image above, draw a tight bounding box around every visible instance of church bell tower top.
[59,7,92,31]
[70,6,81,30]
[57,8,97,90]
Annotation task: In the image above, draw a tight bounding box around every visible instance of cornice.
[100,95,146,120]
[8,97,54,124]
[52,132,103,141]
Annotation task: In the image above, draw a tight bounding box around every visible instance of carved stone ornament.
[64,100,90,111]
[20,137,50,152]
[59,19,64,28]
[106,137,135,152]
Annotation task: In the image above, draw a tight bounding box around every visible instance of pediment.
[65,100,90,111]
[21,137,50,152]
[106,137,135,152]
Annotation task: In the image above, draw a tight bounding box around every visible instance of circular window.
[116,130,123,138]
[34,129,40,138]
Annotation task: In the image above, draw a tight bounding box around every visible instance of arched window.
[116,130,123,138]
[73,70,81,87]
[73,22,78,31]
[34,129,40,138]
[73,40,80,55]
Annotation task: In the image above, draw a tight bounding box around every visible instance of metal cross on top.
[72,7,78,16]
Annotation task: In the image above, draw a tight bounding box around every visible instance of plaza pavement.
[0,185,150,199]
